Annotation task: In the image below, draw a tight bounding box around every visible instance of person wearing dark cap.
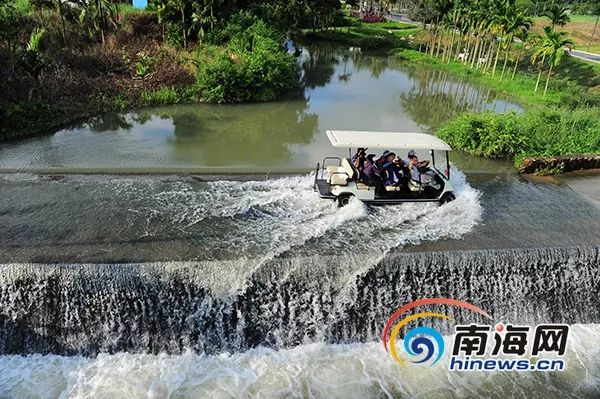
[351,148,367,164]
[352,148,367,172]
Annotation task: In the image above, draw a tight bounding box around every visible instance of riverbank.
[0,8,301,141]
[309,18,600,174]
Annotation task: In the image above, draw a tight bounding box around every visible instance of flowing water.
[0,44,599,399]
[0,170,599,398]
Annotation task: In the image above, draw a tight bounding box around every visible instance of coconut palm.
[500,8,532,81]
[511,29,531,80]
[543,2,570,28]
[541,27,573,95]
[532,26,573,94]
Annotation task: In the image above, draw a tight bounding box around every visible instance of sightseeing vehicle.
[314,130,457,206]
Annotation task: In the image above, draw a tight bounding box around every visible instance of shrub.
[133,51,155,78]
[438,112,528,159]
[194,21,298,103]
[437,108,600,164]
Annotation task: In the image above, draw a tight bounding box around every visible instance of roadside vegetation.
[300,19,420,50]
[387,0,600,173]
[0,0,342,140]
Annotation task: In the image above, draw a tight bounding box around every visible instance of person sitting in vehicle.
[406,150,431,190]
[361,153,386,194]
[374,150,392,170]
[352,148,367,164]
[388,156,408,187]
[361,154,377,185]
[381,152,401,186]
[352,148,367,172]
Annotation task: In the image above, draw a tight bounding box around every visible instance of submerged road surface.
[0,171,599,398]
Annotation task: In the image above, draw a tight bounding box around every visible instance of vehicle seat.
[326,165,344,175]
[356,182,374,190]
[327,158,355,186]
[408,180,421,192]
[385,185,402,192]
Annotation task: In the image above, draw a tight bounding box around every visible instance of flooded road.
[0,44,598,399]
[0,171,599,398]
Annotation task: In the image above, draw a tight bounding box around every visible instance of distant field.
[532,14,600,54]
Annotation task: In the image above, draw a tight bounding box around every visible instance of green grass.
[437,109,600,168]
[140,87,182,105]
[301,22,420,50]
[364,21,416,30]
[393,49,562,107]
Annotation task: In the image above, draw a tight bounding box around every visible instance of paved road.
[570,50,600,64]
[388,12,419,26]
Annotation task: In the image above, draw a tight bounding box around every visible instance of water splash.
[0,246,598,356]
[0,324,598,399]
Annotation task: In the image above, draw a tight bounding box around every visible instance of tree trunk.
[436,26,443,58]
[588,14,599,52]
[475,35,486,69]
[181,6,187,48]
[500,43,510,81]
[454,34,463,61]
[56,0,67,45]
[97,0,106,46]
[430,27,437,57]
[535,53,546,92]
[544,63,553,95]
[447,27,456,63]
[511,48,522,80]
[492,33,502,77]
[484,40,494,73]
[470,37,480,68]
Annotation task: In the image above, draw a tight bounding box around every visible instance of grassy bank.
[302,16,600,174]
[392,49,563,107]
[0,4,306,141]
[397,48,600,172]
[300,20,419,50]
[437,109,600,171]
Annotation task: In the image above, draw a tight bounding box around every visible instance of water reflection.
[300,44,338,89]
[0,44,521,173]
[399,67,518,129]
[166,101,318,165]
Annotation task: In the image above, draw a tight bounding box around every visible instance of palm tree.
[511,29,531,80]
[500,8,532,81]
[543,2,570,28]
[541,27,573,95]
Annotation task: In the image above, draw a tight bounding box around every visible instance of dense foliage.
[437,108,600,162]
[1,0,336,139]
[194,20,298,103]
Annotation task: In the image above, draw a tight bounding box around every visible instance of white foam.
[56,170,483,296]
[1,324,598,399]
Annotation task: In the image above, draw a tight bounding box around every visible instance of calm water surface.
[0,44,521,174]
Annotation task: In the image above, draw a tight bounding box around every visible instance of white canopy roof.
[326,130,452,151]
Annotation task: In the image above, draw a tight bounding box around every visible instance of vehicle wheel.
[337,194,353,207]
[439,192,456,205]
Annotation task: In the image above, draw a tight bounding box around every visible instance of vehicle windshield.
[431,149,450,179]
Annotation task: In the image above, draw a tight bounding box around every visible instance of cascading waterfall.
[0,172,599,398]
[0,246,598,356]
